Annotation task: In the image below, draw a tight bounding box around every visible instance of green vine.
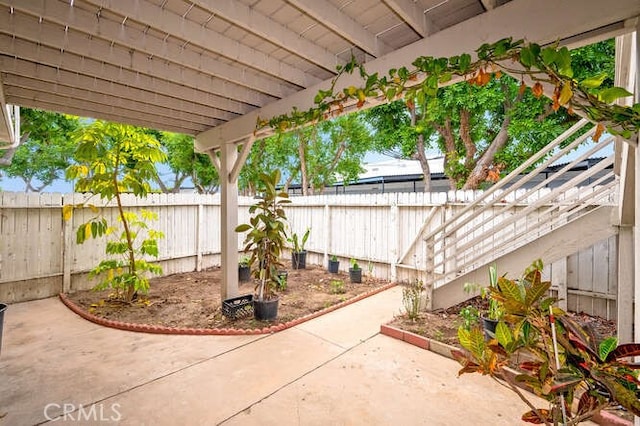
[257,38,639,140]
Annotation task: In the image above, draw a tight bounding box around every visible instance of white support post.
[219,143,239,301]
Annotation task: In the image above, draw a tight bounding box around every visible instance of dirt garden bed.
[387,294,617,349]
[65,260,392,330]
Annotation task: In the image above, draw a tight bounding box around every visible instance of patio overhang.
[195,0,640,151]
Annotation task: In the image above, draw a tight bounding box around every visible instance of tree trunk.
[409,107,432,192]
[461,81,521,190]
[297,132,309,196]
[434,118,458,190]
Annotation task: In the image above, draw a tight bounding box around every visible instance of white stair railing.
[420,118,618,289]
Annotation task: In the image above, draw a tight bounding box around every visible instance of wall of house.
[0,191,619,320]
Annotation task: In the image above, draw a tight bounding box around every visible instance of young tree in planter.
[235,170,290,320]
[65,121,167,303]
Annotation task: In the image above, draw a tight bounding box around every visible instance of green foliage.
[402,279,425,320]
[157,132,219,193]
[239,255,251,267]
[1,108,80,192]
[454,260,640,425]
[66,121,166,302]
[263,38,638,191]
[349,258,360,270]
[330,279,345,294]
[288,228,310,252]
[330,254,338,262]
[458,305,480,331]
[463,264,504,321]
[89,210,164,299]
[235,170,290,300]
[275,271,287,291]
[241,113,371,195]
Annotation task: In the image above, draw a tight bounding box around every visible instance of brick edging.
[59,282,396,336]
[379,323,632,426]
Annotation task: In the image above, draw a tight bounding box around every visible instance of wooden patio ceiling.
[0,0,637,150]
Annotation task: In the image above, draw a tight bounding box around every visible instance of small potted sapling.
[238,254,251,282]
[349,258,362,283]
[328,255,340,274]
[463,263,504,339]
[289,228,310,269]
[235,170,290,321]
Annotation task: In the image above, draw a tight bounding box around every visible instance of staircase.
[420,119,620,310]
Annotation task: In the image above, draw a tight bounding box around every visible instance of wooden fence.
[0,190,619,319]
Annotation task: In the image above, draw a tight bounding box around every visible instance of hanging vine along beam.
[260,37,639,142]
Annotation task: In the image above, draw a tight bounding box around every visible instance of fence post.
[322,202,330,266]
[552,258,568,311]
[389,197,399,281]
[62,194,73,293]
[196,202,204,272]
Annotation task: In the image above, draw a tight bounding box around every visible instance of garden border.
[57,282,396,335]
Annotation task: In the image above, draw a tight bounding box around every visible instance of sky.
[0,138,612,194]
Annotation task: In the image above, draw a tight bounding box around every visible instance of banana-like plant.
[453,260,640,425]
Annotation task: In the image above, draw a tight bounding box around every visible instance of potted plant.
[463,263,504,339]
[238,255,251,282]
[235,170,290,321]
[289,228,310,269]
[328,255,340,274]
[349,258,362,283]
[454,260,640,425]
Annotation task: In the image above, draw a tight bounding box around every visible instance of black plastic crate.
[222,294,254,320]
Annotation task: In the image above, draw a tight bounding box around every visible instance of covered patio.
[0,0,639,423]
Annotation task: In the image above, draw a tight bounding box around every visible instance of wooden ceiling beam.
[191,0,340,72]
[287,0,392,57]
[0,57,240,121]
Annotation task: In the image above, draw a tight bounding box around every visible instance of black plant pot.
[238,265,251,282]
[292,251,307,269]
[481,316,499,340]
[0,303,6,356]
[253,297,279,321]
[328,259,340,274]
[349,268,362,283]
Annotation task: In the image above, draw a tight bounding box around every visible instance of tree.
[361,39,619,191]
[0,108,80,192]
[241,113,371,195]
[66,121,167,302]
[155,132,219,194]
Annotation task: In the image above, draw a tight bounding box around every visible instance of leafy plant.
[330,279,345,294]
[350,258,360,270]
[275,271,287,291]
[402,279,425,321]
[463,263,504,321]
[89,210,164,299]
[235,170,291,301]
[65,121,166,303]
[239,255,251,267]
[330,254,338,262]
[288,228,310,253]
[458,305,480,331]
[454,260,640,425]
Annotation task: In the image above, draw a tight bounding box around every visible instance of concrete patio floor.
[1,287,544,425]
